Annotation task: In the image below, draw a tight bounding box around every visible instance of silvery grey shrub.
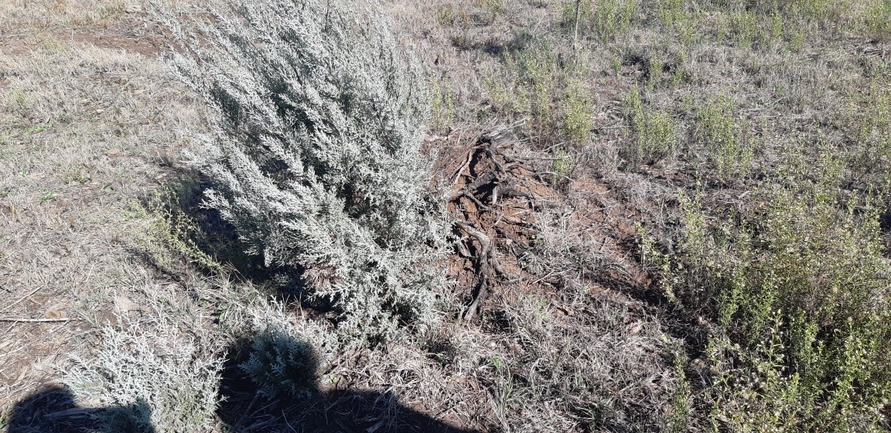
[163,0,447,339]
[65,321,222,433]
[239,298,340,398]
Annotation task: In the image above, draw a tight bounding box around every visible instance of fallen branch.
[455,221,495,321]
[2,286,42,313]
[0,317,74,323]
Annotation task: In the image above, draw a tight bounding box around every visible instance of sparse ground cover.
[1,0,890,432]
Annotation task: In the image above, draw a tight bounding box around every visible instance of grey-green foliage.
[64,321,222,433]
[242,331,321,399]
[239,299,339,399]
[162,0,448,338]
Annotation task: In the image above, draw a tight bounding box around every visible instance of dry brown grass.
[0,3,206,419]
[0,0,140,31]
[2,0,889,431]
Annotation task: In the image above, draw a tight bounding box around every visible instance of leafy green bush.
[623,85,678,164]
[674,151,891,431]
[696,96,754,181]
[163,0,448,338]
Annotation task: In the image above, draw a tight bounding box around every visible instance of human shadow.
[7,386,154,433]
[124,177,476,431]
[217,336,477,433]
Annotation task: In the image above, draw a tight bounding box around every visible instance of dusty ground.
[0,3,199,416]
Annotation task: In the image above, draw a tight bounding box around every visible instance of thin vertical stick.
[573,0,582,52]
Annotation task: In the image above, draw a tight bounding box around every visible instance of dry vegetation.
[1,0,890,432]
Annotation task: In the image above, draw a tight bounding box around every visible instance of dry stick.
[449,146,474,189]
[573,0,582,52]
[3,286,42,313]
[459,190,527,227]
[456,221,493,321]
[0,317,73,323]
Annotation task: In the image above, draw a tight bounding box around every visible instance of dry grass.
[0,0,139,31]
[1,0,890,431]
[0,3,205,421]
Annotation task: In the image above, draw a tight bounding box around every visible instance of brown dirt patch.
[429,125,655,324]
[0,12,165,57]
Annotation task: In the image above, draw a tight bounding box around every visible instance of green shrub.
[696,96,754,181]
[560,81,593,146]
[623,86,678,164]
[852,80,891,182]
[162,0,448,339]
[675,151,891,431]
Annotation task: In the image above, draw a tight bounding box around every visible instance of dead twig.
[2,286,43,313]
[455,221,495,321]
[0,317,75,323]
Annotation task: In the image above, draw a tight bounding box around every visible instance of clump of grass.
[484,42,593,147]
[668,355,692,433]
[478,0,506,16]
[851,79,891,183]
[560,80,593,146]
[563,0,639,41]
[622,85,678,165]
[657,0,700,46]
[728,8,760,49]
[551,148,574,182]
[695,95,754,182]
[863,0,891,38]
[429,75,456,132]
[592,0,639,41]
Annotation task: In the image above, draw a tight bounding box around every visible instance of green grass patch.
[696,96,755,182]
[623,85,678,165]
[484,42,593,147]
[562,0,638,41]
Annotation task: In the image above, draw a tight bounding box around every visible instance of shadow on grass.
[7,386,154,433]
[218,336,476,433]
[125,173,472,431]
[136,174,326,307]
[8,337,474,433]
